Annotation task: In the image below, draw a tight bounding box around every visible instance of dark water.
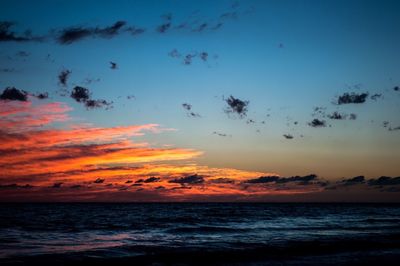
[1,203,400,265]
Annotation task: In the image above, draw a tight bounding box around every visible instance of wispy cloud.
[56,21,127,44]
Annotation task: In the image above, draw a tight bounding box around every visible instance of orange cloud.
[0,100,326,201]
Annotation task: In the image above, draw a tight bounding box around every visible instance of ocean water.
[1,203,400,265]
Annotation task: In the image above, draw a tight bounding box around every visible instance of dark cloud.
[0,87,28,101]
[199,52,208,61]
[143,177,161,183]
[125,180,133,184]
[110,62,117,70]
[393,86,399,92]
[349,113,357,120]
[370,94,382,101]
[182,103,200,117]
[276,174,318,185]
[84,99,113,110]
[336,92,369,105]
[389,126,400,131]
[327,111,346,120]
[156,14,172,33]
[0,21,39,42]
[94,178,105,184]
[187,112,201,117]
[70,86,113,110]
[58,70,71,87]
[210,178,235,184]
[340,176,365,186]
[244,175,322,186]
[308,119,326,128]
[245,176,280,184]
[212,131,230,137]
[57,27,92,44]
[126,26,146,36]
[33,92,49,100]
[71,86,90,102]
[368,176,400,186]
[57,21,127,44]
[383,121,389,128]
[169,174,204,184]
[168,49,214,65]
[192,23,208,32]
[96,21,126,37]
[183,53,197,65]
[182,103,192,111]
[224,95,249,118]
[283,134,293,139]
[70,184,82,189]
[52,182,63,188]
[211,22,223,30]
[246,119,255,124]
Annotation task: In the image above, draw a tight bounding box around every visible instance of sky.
[0,0,399,201]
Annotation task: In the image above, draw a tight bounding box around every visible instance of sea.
[1,203,400,265]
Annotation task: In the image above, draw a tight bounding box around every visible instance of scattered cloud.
[368,176,400,186]
[126,26,146,36]
[0,21,40,42]
[389,126,400,131]
[182,103,192,111]
[340,175,365,186]
[156,14,172,33]
[182,103,200,117]
[168,49,215,65]
[58,69,71,87]
[224,95,249,118]
[56,21,127,44]
[70,86,90,102]
[94,178,105,184]
[0,87,28,101]
[169,174,205,184]
[212,131,231,137]
[370,93,382,101]
[70,86,113,110]
[245,176,280,184]
[283,134,294,139]
[110,61,117,70]
[327,111,346,120]
[168,49,181,58]
[336,92,369,105]
[308,119,326,128]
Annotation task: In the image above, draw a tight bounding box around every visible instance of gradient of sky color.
[0,0,399,201]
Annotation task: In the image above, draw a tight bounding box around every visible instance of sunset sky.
[0,0,399,201]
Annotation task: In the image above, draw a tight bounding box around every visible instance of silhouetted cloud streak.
[57,21,127,44]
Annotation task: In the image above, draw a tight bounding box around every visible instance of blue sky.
[1,0,400,181]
